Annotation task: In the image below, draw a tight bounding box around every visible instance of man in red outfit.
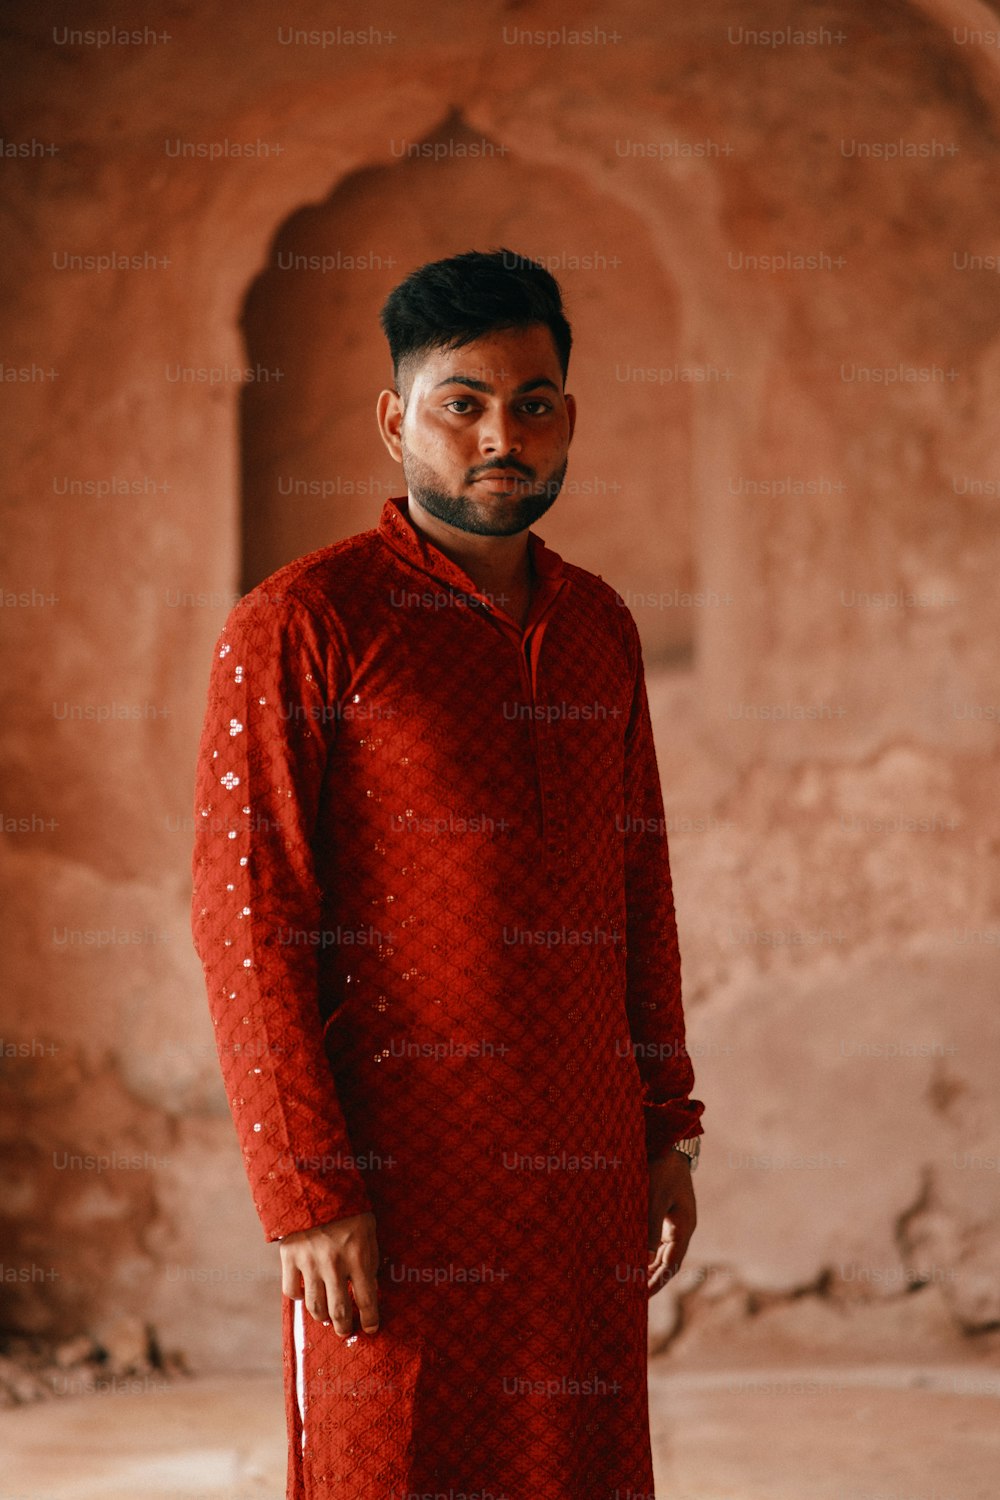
[191,249,704,1499]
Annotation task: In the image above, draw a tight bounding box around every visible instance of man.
[191,248,704,1500]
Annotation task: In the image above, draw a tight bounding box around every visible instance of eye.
[520,400,554,415]
[444,398,478,414]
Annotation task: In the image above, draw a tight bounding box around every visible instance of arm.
[620,610,705,1160]
[190,589,373,1244]
[619,611,705,1292]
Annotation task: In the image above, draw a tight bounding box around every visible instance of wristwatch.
[671,1136,701,1172]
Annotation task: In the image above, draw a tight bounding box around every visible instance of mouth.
[472,471,529,491]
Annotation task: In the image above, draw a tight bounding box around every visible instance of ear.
[565,391,577,446]
[376,388,404,463]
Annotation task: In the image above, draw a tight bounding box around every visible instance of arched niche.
[239,113,697,663]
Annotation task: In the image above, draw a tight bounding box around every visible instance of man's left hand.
[646,1150,697,1297]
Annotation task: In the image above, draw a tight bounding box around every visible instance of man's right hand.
[279,1211,380,1338]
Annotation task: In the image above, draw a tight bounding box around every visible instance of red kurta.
[191,495,704,1499]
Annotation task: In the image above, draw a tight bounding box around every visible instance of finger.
[648,1202,676,1249]
[660,1218,696,1289]
[351,1270,380,1334]
[281,1262,305,1300]
[281,1266,305,1302]
[650,1236,671,1296]
[325,1270,356,1339]
[302,1269,332,1325]
[646,1239,671,1296]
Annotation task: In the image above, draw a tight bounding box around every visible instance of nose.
[477,406,523,457]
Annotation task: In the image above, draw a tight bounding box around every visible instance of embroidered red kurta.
[191,495,704,1500]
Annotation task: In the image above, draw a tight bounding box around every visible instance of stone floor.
[0,1361,997,1499]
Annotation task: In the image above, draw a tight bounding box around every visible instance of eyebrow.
[431,375,561,395]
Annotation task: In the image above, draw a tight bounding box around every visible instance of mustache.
[466,458,536,481]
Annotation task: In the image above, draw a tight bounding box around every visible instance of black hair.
[379,247,572,392]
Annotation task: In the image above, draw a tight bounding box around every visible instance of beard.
[400,441,567,537]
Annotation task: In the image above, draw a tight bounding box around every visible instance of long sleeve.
[190,589,372,1240]
[620,610,706,1161]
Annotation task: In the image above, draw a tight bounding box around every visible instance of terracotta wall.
[2,0,999,1372]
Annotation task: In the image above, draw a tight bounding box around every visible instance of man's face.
[377,324,576,538]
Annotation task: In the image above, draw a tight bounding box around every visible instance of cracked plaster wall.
[1,0,999,1372]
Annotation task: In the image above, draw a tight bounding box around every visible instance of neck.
[405,493,533,596]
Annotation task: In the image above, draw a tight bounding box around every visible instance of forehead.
[411,325,562,391]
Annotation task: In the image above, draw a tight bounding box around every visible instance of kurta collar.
[377,494,567,597]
